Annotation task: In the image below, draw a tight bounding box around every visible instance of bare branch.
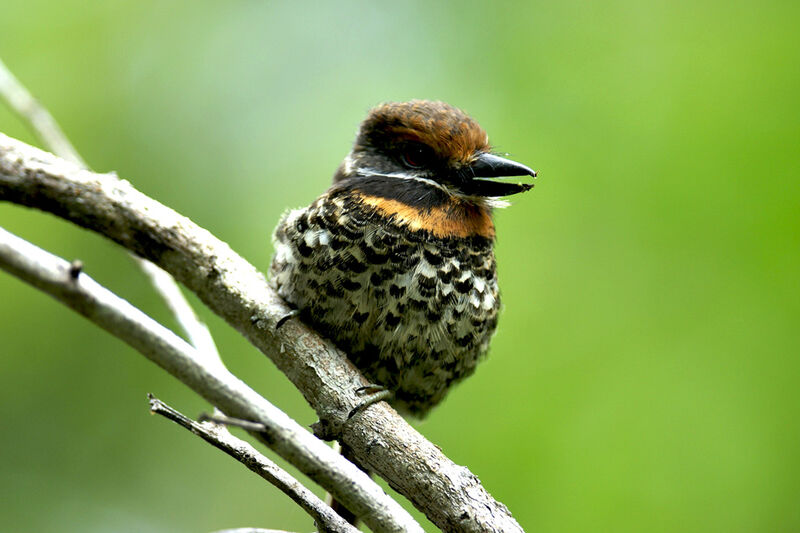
[0,56,221,364]
[0,223,421,533]
[0,56,379,528]
[198,412,272,432]
[137,258,222,366]
[0,133,523,532]
[0,57,84,165]
[148,395,359,533]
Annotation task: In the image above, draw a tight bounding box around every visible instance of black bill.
[465,152,537,197]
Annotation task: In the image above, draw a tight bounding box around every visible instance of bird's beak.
[465,152,537,197]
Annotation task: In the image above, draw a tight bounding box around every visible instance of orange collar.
[356,192,495,239]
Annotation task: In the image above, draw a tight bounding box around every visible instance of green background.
[1,1,798,532]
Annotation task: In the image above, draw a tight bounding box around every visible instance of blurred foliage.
[1,1,798,532]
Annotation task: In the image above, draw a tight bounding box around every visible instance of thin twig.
[0,56,221,364]
[148,395,359,533]
[198,412,271,432]
[0,57,84,165]
[0,133,523,533]
[0,224,421,533]
[137,258,222,367]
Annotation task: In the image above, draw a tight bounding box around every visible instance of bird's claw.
[275,309,300,329]
[349,384,392,419]
[355,384,387,397]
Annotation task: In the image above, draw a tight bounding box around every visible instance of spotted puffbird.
[270,100,535,417]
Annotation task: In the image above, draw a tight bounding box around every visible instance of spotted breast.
[270,188,500,416]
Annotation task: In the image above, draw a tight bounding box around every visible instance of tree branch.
[137,257,222,366]
[0,57,83,165]
[0,133,523,532]
[0,223,419,533]
[148,395,359,533]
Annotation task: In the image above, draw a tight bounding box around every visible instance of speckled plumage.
[271,190,499,416]
[269,101,534,417]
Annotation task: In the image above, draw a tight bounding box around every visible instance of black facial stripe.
[331,175,450,209]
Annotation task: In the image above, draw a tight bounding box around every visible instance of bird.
[269,100,536,418]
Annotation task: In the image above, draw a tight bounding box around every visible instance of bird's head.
[333,100,536,203]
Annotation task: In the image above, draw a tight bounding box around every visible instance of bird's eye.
[400,143,434,169]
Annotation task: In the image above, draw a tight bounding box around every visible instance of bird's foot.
[311,384,393,440]
[349,384,392,419]
[275,308,300,329]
